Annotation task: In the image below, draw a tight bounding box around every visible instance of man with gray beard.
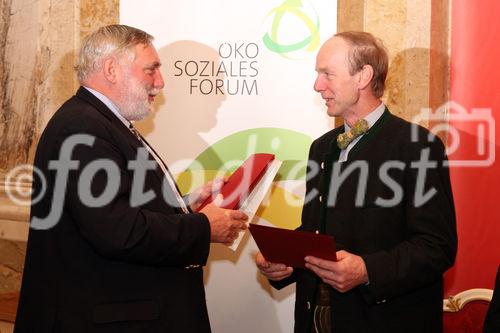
[15,25,247,333]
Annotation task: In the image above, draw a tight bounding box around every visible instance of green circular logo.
[263,0,320,59]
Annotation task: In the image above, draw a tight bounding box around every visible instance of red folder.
[249,224,337,268]
[196,153,275,211]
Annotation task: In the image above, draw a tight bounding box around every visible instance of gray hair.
[75,24,154,82]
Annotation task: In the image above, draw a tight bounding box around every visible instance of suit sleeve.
[53,120,211,267]
[359,136,457,304]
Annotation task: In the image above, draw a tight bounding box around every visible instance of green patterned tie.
[336,119,369,149]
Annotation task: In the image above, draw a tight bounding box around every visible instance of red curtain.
[445,0,500,295]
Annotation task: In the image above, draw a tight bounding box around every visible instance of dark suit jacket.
[15,87,212,333]
[273,110,457,333]
[484,265,500,333]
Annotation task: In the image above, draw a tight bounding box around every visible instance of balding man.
[256,31,457,333]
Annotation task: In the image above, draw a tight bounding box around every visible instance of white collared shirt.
[338,102,386,162]
[83,86,129,128]
[83,86,189,213]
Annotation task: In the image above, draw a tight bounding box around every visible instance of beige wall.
[337,0,450,131]
[0,0,118,328]
[0,0,450,326]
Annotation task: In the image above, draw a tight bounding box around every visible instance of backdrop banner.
[121,1,337,332]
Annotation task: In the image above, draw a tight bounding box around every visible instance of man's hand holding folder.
[187,178,248,245]
[194,153,282,250]
[304,251,369,293]
[256,252,294,281]
[200,194,248,245]
[256,249,368,292]
[251,224,368,292]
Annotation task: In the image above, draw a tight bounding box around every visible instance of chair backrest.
[443,288,493,333]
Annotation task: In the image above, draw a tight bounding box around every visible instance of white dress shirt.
[83,86,189,213]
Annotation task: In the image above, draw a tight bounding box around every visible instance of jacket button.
[319,195,323,202]
[306,301,311,310]
[321,162,325,169]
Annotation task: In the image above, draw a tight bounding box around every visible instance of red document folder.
[196,153,276,211]
[249,224,337,268]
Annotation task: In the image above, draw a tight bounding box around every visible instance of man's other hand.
[305,250,368,292]
[255,251,293,281]
[188,178,227,211]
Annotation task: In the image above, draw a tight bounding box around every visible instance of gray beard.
[116,99,151,121]
[114,80,153,121]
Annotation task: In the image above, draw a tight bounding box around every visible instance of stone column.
[337,0,450,130]
[0,0,118,303]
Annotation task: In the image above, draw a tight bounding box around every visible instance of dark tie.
[129,123,142,141]
[128,122,189,213]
